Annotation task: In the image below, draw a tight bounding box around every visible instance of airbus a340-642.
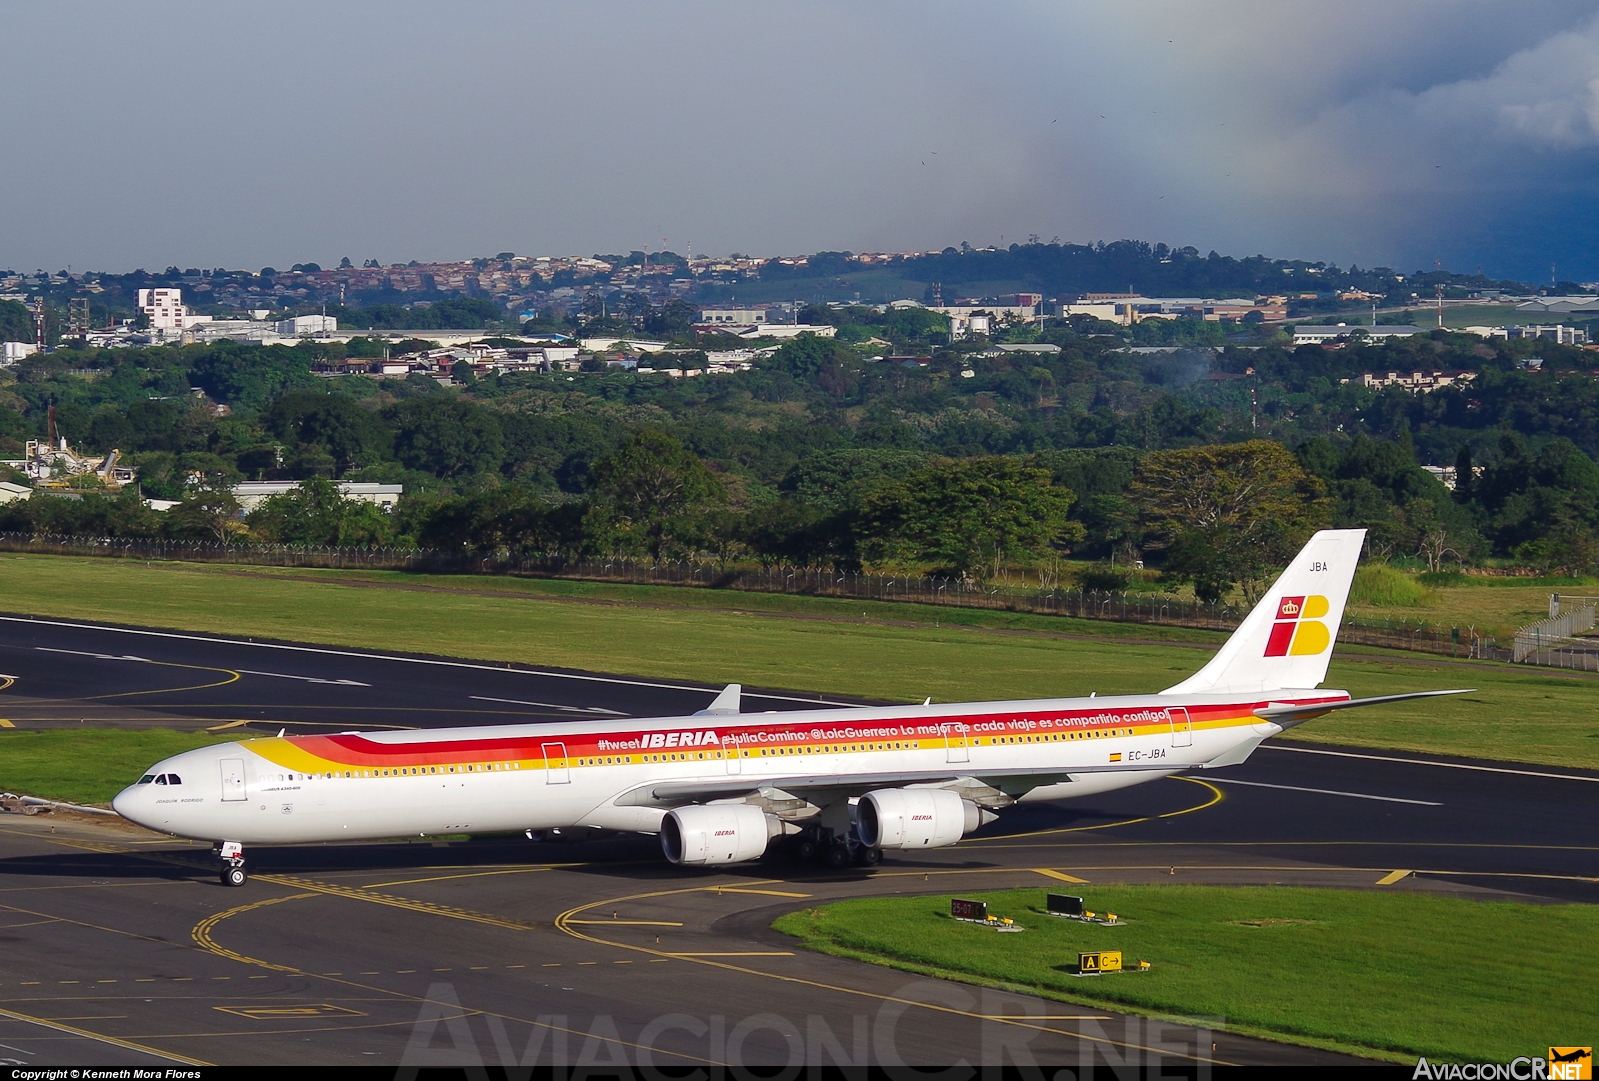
[113,528,1465,886]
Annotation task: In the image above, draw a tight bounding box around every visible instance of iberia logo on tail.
[1264,595,1331,657]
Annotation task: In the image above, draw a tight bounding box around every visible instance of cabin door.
[220,759,246,801]
[943,723,970,764]
[541,743,570,784]
[1168,707,1193,748]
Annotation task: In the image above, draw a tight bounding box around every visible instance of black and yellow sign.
[1549,1047,1592,1081]
[1079,950,1122,973]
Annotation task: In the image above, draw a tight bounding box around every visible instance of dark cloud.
[3,1,1598,279]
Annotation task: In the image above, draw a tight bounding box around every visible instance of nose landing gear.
[214,841,247,887]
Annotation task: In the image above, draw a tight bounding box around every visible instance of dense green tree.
[1134,440,1330,601]
[247,477,395,546]
[384,397,504,478]
[856,456,1079,578]
[584,431,724,560]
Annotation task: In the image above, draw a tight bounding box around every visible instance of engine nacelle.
[661,803,780,866]
[857,788,985,850]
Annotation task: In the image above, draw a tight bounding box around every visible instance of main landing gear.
[215,841,247,887]
[782,827,880,870]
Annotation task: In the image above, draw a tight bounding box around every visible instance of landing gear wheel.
[796,839,818,861]
[825,845,851,870]
[220,864,247,887]
[856,846,882,866]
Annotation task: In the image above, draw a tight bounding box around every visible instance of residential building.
[136,288,211,332]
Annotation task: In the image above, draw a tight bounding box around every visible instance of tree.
[584,431,724,560]
[856,456,1080,579]
[384,397,504,478]
[163,480,246,545]
[1132,440,1331,601]
[247,477,394,546]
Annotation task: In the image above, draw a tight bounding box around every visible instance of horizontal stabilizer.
[693,683,742,717]
[1253,689,1473,729]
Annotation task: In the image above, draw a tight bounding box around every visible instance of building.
[736,324,836,339]
[276,314,337,336]
[1514,296,1599,318]
[1060,295,1286,325]
[697,308,769,326]
[136,288,210,332]
[1293,324,1425,346]
[0,480,31,505]
[231,481,403,512]
[1,341,37,365]
[1339,370,1476,393]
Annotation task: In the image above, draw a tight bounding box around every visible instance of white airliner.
[114,529,1464,886]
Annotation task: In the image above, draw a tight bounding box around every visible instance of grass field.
[0,729,238,805]
[1,555,1597,805]
[774,887,1599,1063]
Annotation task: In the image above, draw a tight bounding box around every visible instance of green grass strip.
[774,886,1599,1063]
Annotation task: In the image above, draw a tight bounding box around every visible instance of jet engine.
[857,788,991,850]
[661,803,782,866]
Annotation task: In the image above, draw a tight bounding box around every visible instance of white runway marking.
[5,616,854,707]
[471,695,626,715]
[1264,745,1599,784]
[37,648,149,663]
[236,669,370,687]
[1210,777,1442,805]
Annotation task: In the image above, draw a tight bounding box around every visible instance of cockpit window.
[155,775,168,785]
[138,775,156,785]
[166,774,182,785]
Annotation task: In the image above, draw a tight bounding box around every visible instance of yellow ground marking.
[967,776,1224,843]
[215,1004,366,1020]
[359,867,550,888]
[664,952,795,957]
[984,1015,1112,1020]
[257,873,536,930]
[1376,869,1413,885]
[1033,869,1089,884]
[553,880,1232,1067]
[193,894,318,971]
[0,675,15,690]
[0,719,13,728]
[705,887,812,898]
[205,720,249,731]
[84,658,240,700]
[566,919,684,926]
[0,1003,210,1066]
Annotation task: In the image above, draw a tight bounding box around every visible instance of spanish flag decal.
[1264,595,1330,657]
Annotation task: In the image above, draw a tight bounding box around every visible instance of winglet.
[693,684,742,716]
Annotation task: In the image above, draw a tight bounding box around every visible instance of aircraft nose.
[111,786,140,822]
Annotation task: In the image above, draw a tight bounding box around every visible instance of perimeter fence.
[0,532,1511,662]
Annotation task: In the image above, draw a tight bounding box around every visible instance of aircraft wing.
[616,761,1171,807]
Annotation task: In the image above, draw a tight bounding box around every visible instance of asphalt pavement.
[0,612,1595,1070]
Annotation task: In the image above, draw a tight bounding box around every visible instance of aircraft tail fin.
[1161,528,1366,696]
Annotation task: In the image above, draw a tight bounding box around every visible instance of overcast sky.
[6,1,1599,280]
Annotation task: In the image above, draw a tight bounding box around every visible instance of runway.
[0,613,1596,1070]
